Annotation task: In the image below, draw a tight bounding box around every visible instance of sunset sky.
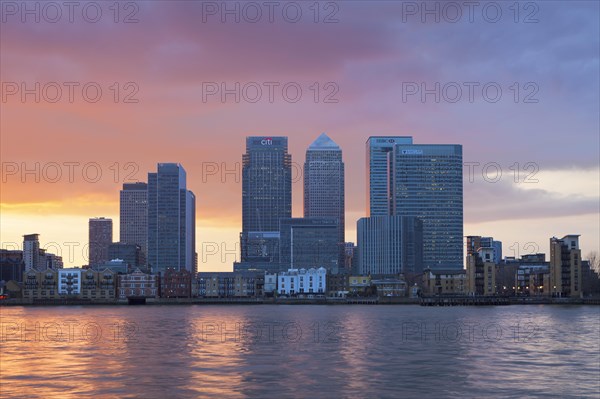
[1,1,598,271]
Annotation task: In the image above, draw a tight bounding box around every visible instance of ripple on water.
[0,305,598,398]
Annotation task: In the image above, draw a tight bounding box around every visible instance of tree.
[587,251,599,273]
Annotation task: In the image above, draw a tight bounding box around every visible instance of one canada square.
[304,133,345,269]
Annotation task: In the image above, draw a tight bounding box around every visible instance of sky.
[1,1,599,271]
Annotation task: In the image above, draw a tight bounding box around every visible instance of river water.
[1,305,598,398]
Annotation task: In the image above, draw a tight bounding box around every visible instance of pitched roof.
[308,133,340,150]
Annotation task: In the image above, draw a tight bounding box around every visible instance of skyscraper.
[357,216,423,275]
[304,133,345,270]
[89,218,113,267]
[120,182,148,259]
[147,163,196,274]
[365,137,463,270]
[107,243,145,271]
[279,217,340,273]
[240,137,291,268]
[391,144,463,269]
[366,136,413,216]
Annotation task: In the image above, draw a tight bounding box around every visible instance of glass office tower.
[279,217,340,273]
[391,144,463,269]
[304,133,345,271]
[366,136,413,216]
[357,215,423,275]
[147,163,196,274]
[120,182,148,260]
[240,137,291,266]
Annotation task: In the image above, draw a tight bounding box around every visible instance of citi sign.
[261,138,273,145]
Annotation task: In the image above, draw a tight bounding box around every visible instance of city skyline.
[3,131,597,271]
[7,133,594,272]
[1,2,598,398]
[1,2,598,271]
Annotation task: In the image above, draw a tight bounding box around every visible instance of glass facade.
[279,217,339,274]
[304,133,345,270]
[240,231,281,263]
[120,182,148,258]
[147,163,195,274]
[241,137,291,264]
[366,136,413,216]
[391,144,463,269]
[107,243,144,271]
[357,215,423,275]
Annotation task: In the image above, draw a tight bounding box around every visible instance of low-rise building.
[371,278,407,297]
[198,271,263,298]
[495,263,519,296]
[327,273,349,297]
[161,268,193,298]
[278,267,326,296]
[516,265,550,296]
[118,268,158,299]
[496,254,549,296]
[349,275,372,295]
[58,268,82,296]
[23,267,117,301]
[421,269,467,295]
[264,272,277,296]
[22,268,59,300]
[80,268,118,300]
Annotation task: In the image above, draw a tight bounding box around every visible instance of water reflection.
[1,305,598,398]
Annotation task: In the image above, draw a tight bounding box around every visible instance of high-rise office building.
[147,163,196,274]
[366,136,413,216]
[390,144,463,269]
[107,243,145,272]
[365,138,463,270]
[89,218,113,267]
[240,137,291,268]
[304,133,345,270]
[550,235,582,298]
[120,182,148,259]
[357,216,423,275]
[279,217,340,273]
